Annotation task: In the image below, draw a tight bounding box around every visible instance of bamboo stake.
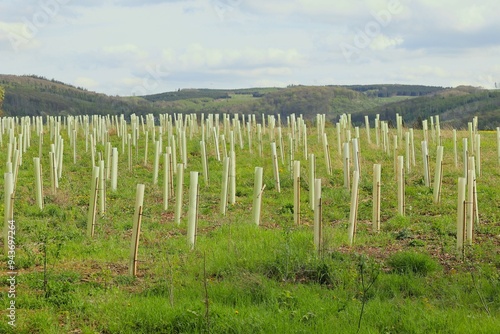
[129,184,145,277]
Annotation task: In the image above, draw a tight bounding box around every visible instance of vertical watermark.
[339,0,403,63]
[6,219,16,328]
[7,0,70,52]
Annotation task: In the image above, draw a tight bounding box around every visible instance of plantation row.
[2,111,500,333]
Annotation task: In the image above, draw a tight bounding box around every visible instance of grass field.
[1,115,500,333]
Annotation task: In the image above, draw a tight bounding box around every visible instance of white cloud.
[103,44,148,59]
[370,34,404,50]
[1,0,500,95]
[162,44,304,71]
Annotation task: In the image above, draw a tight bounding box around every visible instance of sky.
[1,0,499,96]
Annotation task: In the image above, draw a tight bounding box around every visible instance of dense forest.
[350,86,500,129]
[344,84,444,97]
[1,74,500,129]
[0,85,4,114]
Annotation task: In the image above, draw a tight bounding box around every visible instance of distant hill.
[1,74,499,129]
[0,85,4,113]
[0,74,161,118]
[351,86,500,130]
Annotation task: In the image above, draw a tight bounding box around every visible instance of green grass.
[1,116,500,333]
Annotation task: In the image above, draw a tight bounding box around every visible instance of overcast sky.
[1,0,499,96]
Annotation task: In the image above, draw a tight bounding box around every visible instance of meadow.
[1,113,500,333]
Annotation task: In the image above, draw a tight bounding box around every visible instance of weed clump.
[387,251,439,276]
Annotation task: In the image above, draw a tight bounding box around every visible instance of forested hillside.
[0,85,4,115]
[0,75,162,118]
[351,86,500,129]
[2,74,500,129]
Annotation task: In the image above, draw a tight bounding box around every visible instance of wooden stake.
[271,142,280,192]
[343,142,350,190]
[457,177,466,252]
[348,170,360,245]
[433,146,444,204]
[129,184,145,277]
[422,141,430,187]
[87,166,99,237]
